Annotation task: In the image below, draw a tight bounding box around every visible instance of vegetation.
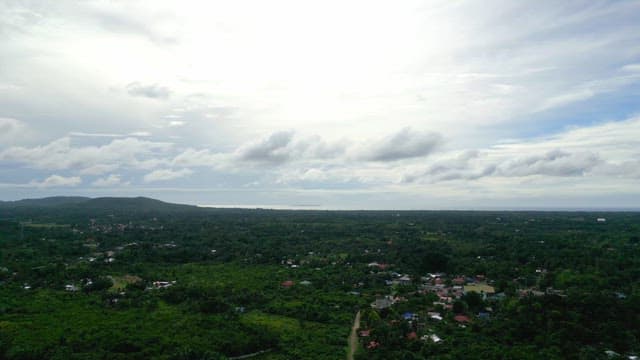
[0,197,639,359]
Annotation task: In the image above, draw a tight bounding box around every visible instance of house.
[597,218,607,223]
[421,334,442,343]
[604,350,619,358]
[65,284,79,292]
[406,331,418,340]
[367,262,389,270]
[367,341,380,349]
[359,330,371,337]
[519,289,545,297]
[452,277,465,285]
[300,280,312,286]
[398,275,412,285]
[454,315,471,324]
[487,292,506,301]
[152,281,176,289]
[403,312,418,321]
[371,297,393,310]
[281,280,295,288]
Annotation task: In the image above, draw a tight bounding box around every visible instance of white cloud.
[0,137,173,172]
[30,174,82,188]
[168,120,185,127]
[2,2,640,207]
[92,174,126,187]
[143,168,193,183]
[401,116,640,185]
[78,164,120,176]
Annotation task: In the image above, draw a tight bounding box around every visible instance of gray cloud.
[89,8,178,45]
[0,117,27,145]
[359,128,443,162]
[402,150,483,183]
[403,149,602,183]
[236,131,294,163]
[126,82,170,99]
[495,150,601,177]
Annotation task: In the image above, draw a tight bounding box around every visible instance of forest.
[0,197,639,359]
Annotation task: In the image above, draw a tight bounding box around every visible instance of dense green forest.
[0,197,639,359]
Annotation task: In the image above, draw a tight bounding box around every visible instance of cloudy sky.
[1,1,640,209]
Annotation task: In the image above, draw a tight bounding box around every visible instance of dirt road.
[347,310,361,360]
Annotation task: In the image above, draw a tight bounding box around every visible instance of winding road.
[347,310,361,360]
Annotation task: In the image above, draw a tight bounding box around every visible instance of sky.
[1,0,640,209]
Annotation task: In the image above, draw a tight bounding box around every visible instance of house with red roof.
[281,280,294,288]
[454,315,471,324]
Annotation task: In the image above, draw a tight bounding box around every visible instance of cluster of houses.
[88,218,164,234]
[361,272,500,348]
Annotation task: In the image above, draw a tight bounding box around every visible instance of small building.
[454,315,471,324]
[398,275,412,286]
[422,334,442,343]
[403,312,418,321]
[371,297,393,310]
[367,341,380,349]
[597,218,607,223]
[65,284,79,292]
[281,280,295,288]
[152,281,175,289]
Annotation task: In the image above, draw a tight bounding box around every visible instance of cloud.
[0,118,26,145]
[30,174,82,188]
[621,63,640,72]
[78,164,120,176]
[143,168,193,183]
[0,137,173,172]
[69,131,151,138]
[538,89,595,112]
[235,131,295,163]
[495,150,600,177]
[126,82,170,99]
[357,128,443,162]
[92,174,126,187]
[403,150,601,183]
[168,120,186,127]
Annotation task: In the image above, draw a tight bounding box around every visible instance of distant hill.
[80,197,195,211]
[0,196,198,216]
[0,196,91,208]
